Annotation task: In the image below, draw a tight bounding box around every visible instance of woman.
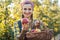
[14,0,34,40]
[21,0,34,31]
[19,0,34,40]
[14,0,53,40]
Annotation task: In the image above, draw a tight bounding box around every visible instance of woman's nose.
[26,10,29,13]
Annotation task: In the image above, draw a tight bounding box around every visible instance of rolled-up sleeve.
[14,21,20,40]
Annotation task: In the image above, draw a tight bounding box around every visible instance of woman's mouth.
[25,13,31,15]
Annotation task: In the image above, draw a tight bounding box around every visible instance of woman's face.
[22,4,33,18]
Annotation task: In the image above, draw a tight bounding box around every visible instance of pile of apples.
[31,28,41,32]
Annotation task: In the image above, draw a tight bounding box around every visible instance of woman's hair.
[22,14,33,20]
[20,0,34,8]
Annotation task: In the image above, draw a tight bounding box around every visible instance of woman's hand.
[22,23,29,31]
[22,18,29,31]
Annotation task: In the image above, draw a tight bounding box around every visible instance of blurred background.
[0,0,60,40]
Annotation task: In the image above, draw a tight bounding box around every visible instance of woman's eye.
[28,8,31,10]
[24,8,27,10]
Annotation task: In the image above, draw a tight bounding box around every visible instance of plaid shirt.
[14,20,22,39]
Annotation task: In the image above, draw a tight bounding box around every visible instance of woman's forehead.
[23,4,32,8]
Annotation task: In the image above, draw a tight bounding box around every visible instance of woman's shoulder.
[14,19,21,23]
[14,19,21,27]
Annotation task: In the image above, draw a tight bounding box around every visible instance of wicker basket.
[26,30,53,40]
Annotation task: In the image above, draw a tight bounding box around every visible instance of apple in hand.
[22,18,29,24]
[22,18,29,30]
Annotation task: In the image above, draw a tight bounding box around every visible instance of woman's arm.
[19,30,27,40]
[19,24,28,40]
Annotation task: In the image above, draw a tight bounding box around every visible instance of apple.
[31,29,41,32]
[31,29,35,32]
[22,18,29,24]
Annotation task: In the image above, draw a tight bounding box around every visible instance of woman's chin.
[25,16,30,18]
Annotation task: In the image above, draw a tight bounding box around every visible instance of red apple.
[22,18,29,24]
[31,29,35,32]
